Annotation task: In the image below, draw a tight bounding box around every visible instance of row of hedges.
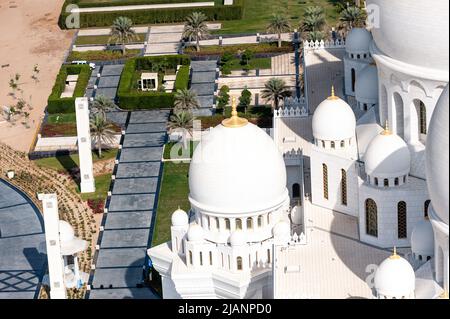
[66,0,208,8]
[47,65,92,114]
[185,41,294,56]
[59,2,243,29]
[117,55,191,109]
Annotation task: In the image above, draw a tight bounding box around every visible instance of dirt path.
[0,0,74,152]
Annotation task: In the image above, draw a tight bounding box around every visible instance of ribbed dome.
[189,122,288,215]
[229,230,246,246]
[312,94,356,141]
[367,0,449,71]
[345,27,372,55]
[374,252,415,298]
[364,130,411,178]
[411,219,434,257]
[355,64,378,104]
[171,208,188,227]
[187,224,204,242]
[426,84,449,225]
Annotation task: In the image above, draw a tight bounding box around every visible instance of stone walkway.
[190,60,218,116]
[70,2,214,13]
[0,179,46,299]
[86,64,124,101]
[87,110,169,299]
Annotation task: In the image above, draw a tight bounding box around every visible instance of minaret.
[75,97,95,193]
[41,194,67,299]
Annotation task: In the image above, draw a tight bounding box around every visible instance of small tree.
[307,31,325,42]
[168,110,194,150]
[239,87,252,113]
[301,6,325,32]
[240,49,254,66]
[91,95,118,119]
[109,16,138,55]
[182,12,210,52]
[90,115,116,158]
[261,78,292,110]
[339,6,367,30]
[267,13,291,48]
[217,85,230,112]
[174,89,200,112]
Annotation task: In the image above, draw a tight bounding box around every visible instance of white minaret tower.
[41,194,67,299]
[75,97,95,193]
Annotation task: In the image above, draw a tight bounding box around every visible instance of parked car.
[71,60,96,70]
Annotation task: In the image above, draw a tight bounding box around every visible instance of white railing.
[303,39,346,51]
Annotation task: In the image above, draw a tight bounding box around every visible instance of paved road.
[0,179,46,299]
[87,110,169,299]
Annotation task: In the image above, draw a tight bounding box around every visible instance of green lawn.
[163,141,198,160]
[75,34,147,46]
[47,113,77,124]
[227,57,271,71]
[67,49,141,62]
[217,0,342,34]
[35,149,118,172]
[152,162,190,246]
[78,173,113,201]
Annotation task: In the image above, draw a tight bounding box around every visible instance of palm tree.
[266,14,291,48]
[339,6,367,30]
[261,78,292,110]
[91,95,118,119]
[307,30,325,42]
[168,110,193,150]
[301,7,325,32]
[90,115,116,158]
[174,89,200,112]
[109,16,138,55]
[182,12,210,52]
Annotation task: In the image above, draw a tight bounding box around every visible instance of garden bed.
[67,49,141,62]
[75,34,147,46]
[184,41,294,57]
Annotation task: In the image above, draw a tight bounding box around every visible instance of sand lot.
[0,0,73,152]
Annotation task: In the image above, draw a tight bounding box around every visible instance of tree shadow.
[55,151,80,185]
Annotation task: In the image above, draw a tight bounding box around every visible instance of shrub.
[217,85,230,108]
[185,42,294,56]
[239,88,252,108]
[174,65,190,91]
[87,199,104,214]
[240,49,254,65]
[47,65,92,114]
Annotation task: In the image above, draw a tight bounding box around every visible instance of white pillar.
[224,0,234,5]
[75,97,95,193]
[41,194,67,299]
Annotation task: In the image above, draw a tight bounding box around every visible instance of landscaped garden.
[75,33,147,45]
[117,54,191,109]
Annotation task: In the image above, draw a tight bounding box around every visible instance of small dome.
[59,220,75,242]
[345,28,372,55]
[312,91,356,141]
[374,250,415,298]
[426,84,449,225]
[355,64,378,104]
[411,219,435,257]
[171,208,188,226]
[187,223,204,242]
[273,221,290,237]
[229,230,246,246]
[364,129,411,178]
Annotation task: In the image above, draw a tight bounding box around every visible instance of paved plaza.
[0,180,46,299]
[190,60,217,116]
[88,110,169,299]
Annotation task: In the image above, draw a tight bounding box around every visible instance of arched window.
[384,178,389,187]
[215,217,220,229]
[424,200,431,218]
[321,140,325,148]
[419,101,427,135]
[236,218,242,230]
[225,218,230,230]
[237,257,243,270]
[209,251,213,265]
[374,177,378,186]
[257,215,263,227]
[322,164,329,199]
[365,198,378,237]
[267,213,270,224]
[331,141,335,149]
[403,175,406,183]
[267,249,271,263]
[199,252,203,266]
[351,68,356,92]
[363,103,368,111]
[357,54,360,59]
[341,169,347,206]
[340,140,345,148]
[189,251,193,265]
[292,183,300,198]
[247,217,253,230]
[228,255,231,269]
[207,216,211,229]
[398,201,407,239]
[221,253,224,267]
[394,177,399,186]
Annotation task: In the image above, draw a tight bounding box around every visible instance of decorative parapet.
[283,148,303,159]
[274,96,308,118]
[290,232,307,245]
[303,39,346,51]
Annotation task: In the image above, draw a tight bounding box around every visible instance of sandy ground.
[0,0,73,152]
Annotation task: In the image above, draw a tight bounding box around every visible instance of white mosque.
[148,0,449,299]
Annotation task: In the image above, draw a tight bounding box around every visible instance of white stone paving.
[70,2,214,13]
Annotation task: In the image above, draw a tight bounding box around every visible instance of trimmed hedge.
[59,1,243,29]
[47,65,92,114]
[67,0,208,8]
[117,55,191,109]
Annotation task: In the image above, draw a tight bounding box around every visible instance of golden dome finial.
[327,85,339,100]
[222,97,248,128]
[389,246,400,259]
[381,120,392,135]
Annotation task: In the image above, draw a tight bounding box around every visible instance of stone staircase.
[271,53,296,75]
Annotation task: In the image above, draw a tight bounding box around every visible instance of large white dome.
[355,64,378,104]
[374,252,415,298]
[189,122,288,215]
[312,94,356,141]
[426,84,449,225]
[411,219,435,258]
[364,130,411,178]
[367,0,449,71]
[345,27,372,55]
